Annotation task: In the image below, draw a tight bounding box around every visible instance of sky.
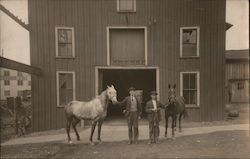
[0,0,249,65]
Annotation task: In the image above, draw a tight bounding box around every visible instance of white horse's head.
[106,85,118,104]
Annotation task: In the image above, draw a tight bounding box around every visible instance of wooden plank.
[0,57,42,75]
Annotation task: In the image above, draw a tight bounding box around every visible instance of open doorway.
[97,68,157,120]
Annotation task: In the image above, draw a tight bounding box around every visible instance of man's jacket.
[145,100,164,122]
[119,96,142,117]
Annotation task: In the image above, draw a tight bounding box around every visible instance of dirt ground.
[1,130,250,159]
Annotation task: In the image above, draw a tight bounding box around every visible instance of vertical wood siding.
[29,0,226,131]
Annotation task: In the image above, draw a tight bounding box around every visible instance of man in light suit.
[117,87,142,145]
[145,91,165,144]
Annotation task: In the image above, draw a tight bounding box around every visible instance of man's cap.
[128,87,136,92]
[150,91,158,95]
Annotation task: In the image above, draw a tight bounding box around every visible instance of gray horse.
[65,85,117,145]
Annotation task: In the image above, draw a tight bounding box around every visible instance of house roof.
[226,50,249,60]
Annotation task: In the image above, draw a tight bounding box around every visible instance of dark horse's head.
[168,84,176,105]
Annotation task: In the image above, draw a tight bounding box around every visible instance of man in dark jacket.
[117,87,142,144]
[145,91,165,144]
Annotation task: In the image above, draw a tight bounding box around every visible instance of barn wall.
[29,0,226,131]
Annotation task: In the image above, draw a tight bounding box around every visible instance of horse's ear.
[107,85,110,89]
[168,84,171,89]
[173,84,176,89]
[111,85,114,88]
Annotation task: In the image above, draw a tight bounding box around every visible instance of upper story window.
[55,27,75,58]
[4,70,10,76]
[180,27,200,57]
[4,80,10,85]
[17,80,23,86]
[180,71,200,107]
[17,71,23,76]
[117,0,136,12]
[56,71,75,107]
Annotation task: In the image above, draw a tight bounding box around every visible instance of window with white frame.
[4,70,10,76]
[180,72,200,106]
[55,27,75,58]
[117,0,136,12]
[56,71,75,107]
[4,80,10,85]
[180,27,200,57]
[17,80,23,86]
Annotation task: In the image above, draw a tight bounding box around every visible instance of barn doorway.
[96,68,158,120]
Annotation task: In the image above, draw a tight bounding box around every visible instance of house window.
[56,71,75,107]
[180,27,200,57]
[4,90,10,96]
[4,70,10,76]
[4,80,10,85]
[17,72,23,76]
[180,71,200,106]
[17,80,23,86]
[55,27,75,58]
[117,0,136,12]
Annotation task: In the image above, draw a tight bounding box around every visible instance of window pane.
[183,74,190,89]
[59,73,73,106]
[183,90,190,104]
[66,30,72,43]
[58,29,68,43]
[119,0,134,11]
[58,44,72,57]
[189,73,197,89]
[182,29,197,57]
[189,90,197,105]
[4,71,10,76]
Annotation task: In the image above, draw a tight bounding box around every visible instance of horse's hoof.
[77,138,80,141]
[165,134,167,138]
[90,142,95,146]
[68,140,73,144]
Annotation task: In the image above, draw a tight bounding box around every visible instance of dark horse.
[165,84,187,138]
[64,85,117,145]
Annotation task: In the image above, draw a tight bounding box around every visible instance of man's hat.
[150,91,158,95]
[128,87,136,92]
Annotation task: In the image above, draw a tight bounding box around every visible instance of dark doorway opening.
[99,69,156,119]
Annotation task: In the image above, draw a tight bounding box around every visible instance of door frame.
[106,26,148,66]
[95,66,160,100]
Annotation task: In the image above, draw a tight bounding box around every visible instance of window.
[56,71,75,107]
[55,27,75,58]
[17,72,23,76]
[4,80,10,85]
[180,72,200,106]
[4,90,10,96]
[4,70,10,76]
[117,0,136,12]
[180,27,200,57]
[17,80,23,86]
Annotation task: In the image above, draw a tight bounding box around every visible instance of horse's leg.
[165,114,168,138]
[97,120,103,144]
[89,121,97,145]
[172,115,177,139]
[179,112,183,133]
[66,116,72,144]
[72,117,81,141]
[174,115,177,131]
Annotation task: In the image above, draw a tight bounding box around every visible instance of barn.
[26,0,227,132]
